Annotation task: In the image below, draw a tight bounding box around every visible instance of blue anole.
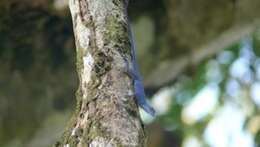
[125,24,156,117]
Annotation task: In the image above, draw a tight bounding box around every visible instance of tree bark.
[55,0,145,147]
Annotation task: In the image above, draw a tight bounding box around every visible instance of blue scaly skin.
[125,24,156,116]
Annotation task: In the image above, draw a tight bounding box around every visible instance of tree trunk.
[55,0,145,146]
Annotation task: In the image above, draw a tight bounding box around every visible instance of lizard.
[125,22,156,117]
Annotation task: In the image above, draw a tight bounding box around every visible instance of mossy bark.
[55,0,145,146]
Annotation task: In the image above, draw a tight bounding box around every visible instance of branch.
[144,20,260,88]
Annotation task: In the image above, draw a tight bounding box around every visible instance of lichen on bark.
[55,0,146,146]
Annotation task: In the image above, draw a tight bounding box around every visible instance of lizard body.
[127,24,156,116]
